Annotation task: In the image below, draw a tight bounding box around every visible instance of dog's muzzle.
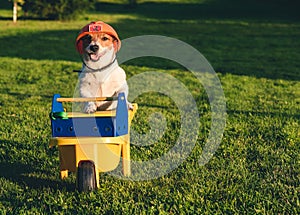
[83,43,116,70]
[90,45,99,53]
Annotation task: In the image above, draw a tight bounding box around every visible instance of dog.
[75,21,131,113]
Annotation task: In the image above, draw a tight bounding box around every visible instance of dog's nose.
[90,45,99,52]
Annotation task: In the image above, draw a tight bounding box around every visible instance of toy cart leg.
[122,140,131,176]
[95,169,100,189]
[60,170,68,179]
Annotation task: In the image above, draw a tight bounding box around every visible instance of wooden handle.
[56,97,118,102]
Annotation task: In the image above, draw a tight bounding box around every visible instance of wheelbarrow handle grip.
[56,97,118,102]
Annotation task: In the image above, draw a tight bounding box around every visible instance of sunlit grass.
[0,0,299,213]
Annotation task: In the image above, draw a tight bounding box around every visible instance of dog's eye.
[82,35,92,42]
[101,36,109,41]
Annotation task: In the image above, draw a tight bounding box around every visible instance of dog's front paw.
[84,102,97,113]
[128,102,133,110]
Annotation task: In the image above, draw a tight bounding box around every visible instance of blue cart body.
[50,93,128,137]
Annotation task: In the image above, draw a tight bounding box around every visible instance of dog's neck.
[82,57,117,72]
[81,58,119,81]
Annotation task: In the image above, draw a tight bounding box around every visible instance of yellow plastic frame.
[49,103,137,188]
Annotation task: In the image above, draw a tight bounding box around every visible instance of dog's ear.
[76,39,84,54]
[113,38,119,52]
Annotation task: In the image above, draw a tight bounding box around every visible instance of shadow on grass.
[1,0,299,22]
[0,140,76,192]
[0,87,54,101]
[0,25,299,81]
[0,30,79,62]
[0,25,300,80]
[0,17,12,21]
[0,1,299,81]
[0,162,75,191]
[227,109,300,120]
[0,161,76,192]
[0,1,11,10]
[96,0,300,22]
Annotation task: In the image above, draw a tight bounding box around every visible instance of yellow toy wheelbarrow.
[49,93,137,192]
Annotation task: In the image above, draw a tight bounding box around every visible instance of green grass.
[0,0,299,214]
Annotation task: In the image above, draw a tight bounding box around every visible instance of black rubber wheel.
[77,160,97,192]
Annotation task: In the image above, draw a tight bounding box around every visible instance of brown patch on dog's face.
[79,33,118,62]
[81,33,118,52]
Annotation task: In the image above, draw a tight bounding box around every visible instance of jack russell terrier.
[75,21,131,113]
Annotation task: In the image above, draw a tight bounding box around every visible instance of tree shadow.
[0,17,12,21]
[0,1,299,81]
[0,1,11,10]
[2,0,299,22]
[96,0,300,22]
[0,25,299,81]
[0,86,54,101]
[0,29,79,62]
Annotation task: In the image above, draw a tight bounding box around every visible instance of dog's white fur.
[78,33,130,113]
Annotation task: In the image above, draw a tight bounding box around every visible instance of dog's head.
[76,21,121,70]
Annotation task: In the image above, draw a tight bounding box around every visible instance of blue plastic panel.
[50,93,129,137]
[51,94,64,112]
[52,117,115,137]
[115,92,128,136]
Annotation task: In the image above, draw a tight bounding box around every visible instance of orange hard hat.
[75,21,121,54]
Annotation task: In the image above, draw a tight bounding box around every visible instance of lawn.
[0,0,299,214]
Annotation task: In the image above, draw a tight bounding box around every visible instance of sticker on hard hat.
[89,24,102,32]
